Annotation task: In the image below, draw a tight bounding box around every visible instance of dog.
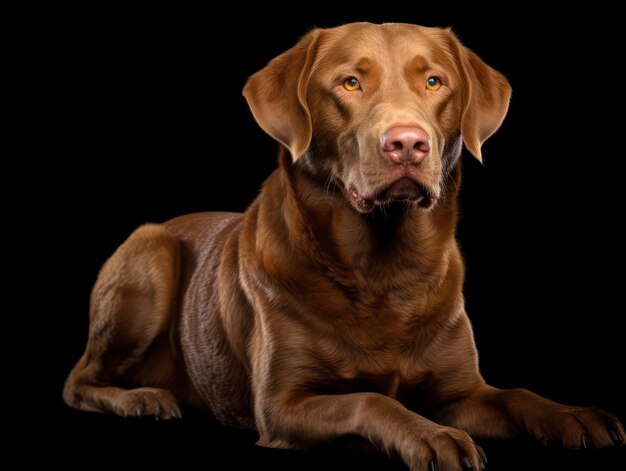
[64,22,624,470]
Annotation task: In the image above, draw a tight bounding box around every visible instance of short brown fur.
[64,23,624,470]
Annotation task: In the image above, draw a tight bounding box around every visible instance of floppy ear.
[459,46,512,162]
[243,30,321,161]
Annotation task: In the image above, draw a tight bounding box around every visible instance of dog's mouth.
[347,178,436,213]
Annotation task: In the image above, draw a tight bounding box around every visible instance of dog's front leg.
[254,391,486,470]
[432,385,625,449]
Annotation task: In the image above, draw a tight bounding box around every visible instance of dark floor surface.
[38,402,625,470]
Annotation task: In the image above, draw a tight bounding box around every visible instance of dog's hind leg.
[63,224,183,419]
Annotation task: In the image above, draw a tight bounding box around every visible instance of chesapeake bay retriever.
[64,22,624,470]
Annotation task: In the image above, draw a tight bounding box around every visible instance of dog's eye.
[426,76,442,91]
[343,77,361,91]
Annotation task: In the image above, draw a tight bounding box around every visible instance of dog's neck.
[280,149,461,276]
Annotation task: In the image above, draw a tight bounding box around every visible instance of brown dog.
[64,23,624,470]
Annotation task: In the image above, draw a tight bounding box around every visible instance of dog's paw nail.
[581,433,588,449]
[154,403,161,420]
[429,458,436,471]
[476,444,488,464]
[171,406,182,419]
[462,457,473,469]
[540,437,548,447]
[610,429,624,445]
[135,405,143,418]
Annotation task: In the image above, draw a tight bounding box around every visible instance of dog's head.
[244,23,511,213]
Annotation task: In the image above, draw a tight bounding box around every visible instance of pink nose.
[381,126,430,164]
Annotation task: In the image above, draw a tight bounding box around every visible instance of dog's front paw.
[113,387,182,420]
[400,426,487,471]
[528,406,624,449]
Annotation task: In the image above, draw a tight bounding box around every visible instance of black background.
[29,4,625,470]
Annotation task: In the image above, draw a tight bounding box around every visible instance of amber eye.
[343,77,361,91]
[426,76,442,91]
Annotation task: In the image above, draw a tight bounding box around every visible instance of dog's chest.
[328,361,430,399]
[305,290,439,394]
[325,333,431,399]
